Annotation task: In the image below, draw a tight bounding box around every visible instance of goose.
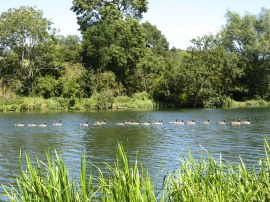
[94,121,103,126]
[129,119,140,125]
[53,120,62,126]
[202,120,210,124]
[140,121,151,125]
[94,119,106,125]
[15,122,24,127]
[38,123,47,127]
[116,121,126,126]
[169,119,178,124]
[175,119,185,125]
[80,122,89,127]
[151,120,163,125]
[231,119,241,126]
[126,119,140,125]
[169,119,184,124]
[27,123,37,127]
[186,119,196,125]
[241,119,251,125]
[100,119,106,124]
[217,120,226,125]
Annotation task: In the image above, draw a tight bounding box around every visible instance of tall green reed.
[97,143,156,201]
[163,138,270,201]
[2,139,270,201]
[2,143,156,201]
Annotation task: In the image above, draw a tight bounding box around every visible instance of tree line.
[0,1,269,108]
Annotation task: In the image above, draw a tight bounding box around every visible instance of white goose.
[126,119,140,125]
[116,121,126,126]
[53,120,62,126]
[217,120,226,125]
[151,120,163,125]
[202,120,210,124]
[186,119,196,125]
[80,122,89,127]
[129,120,140,125]
[94,119,106,125]
[140,121,151,125]
[175,119,185,125]
[15,122,24,127]
[169,119,184,124]
[38,123,47,127]
[169,119,178,124]
[231,119,241,126]
[27,123,37,127]
[241,119,251,125]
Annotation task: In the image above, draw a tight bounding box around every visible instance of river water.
[0,107,269,198]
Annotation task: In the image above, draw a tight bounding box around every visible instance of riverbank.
[2,140,270,201]
[0,94,269,112]
[0,92,155,112]
[223,97,270,108]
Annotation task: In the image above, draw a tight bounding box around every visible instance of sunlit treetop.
[72,0,148,30]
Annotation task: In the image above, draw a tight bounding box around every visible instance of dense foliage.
[0,4,269,109]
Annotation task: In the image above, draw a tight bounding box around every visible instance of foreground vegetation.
[3,140,270,201]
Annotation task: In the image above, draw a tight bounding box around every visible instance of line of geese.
[80,119,107,127]
[115,118,251,126]
[14,121,63,127]
[14,119,107,127]
[14,118,251,127]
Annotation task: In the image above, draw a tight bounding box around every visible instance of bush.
[114,92,154,109]
[32,76,59,99]
[81,98,96,110]
[46,99,62,111]
[92,90,114,109]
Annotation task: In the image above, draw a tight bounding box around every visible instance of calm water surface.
[0,108,270,197]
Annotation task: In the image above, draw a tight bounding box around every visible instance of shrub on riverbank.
[3,140,270,201]
[0,94,269,112]
[223,97,270,108]
[0,93,155,112]
[114,92,155,109]
[0,97,69,112]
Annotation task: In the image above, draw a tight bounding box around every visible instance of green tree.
[53,35,82,64]
[142,21,169,55]
[76,18,147,88]
[184,35,241,106]
[72,0,148,29]
[79,69,96,98]
[152,48,188,106]
[72,0,149,92]
[0,6,55,95]
[129,48,166,94]
[152,35,241,107]
[32,75,59,98]
[221,8,270,100]
[58,63,86,98]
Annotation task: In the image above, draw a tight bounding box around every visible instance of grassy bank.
[0,94,269,112]
[2,139,270,201]
[223,97,270,108]
[0,92,155,112]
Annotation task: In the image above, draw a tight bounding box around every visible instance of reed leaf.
[3,139,270,201]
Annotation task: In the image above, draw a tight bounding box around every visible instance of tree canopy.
[0,6,55,95]
[72,0,148,29]
[0,5,269,109]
